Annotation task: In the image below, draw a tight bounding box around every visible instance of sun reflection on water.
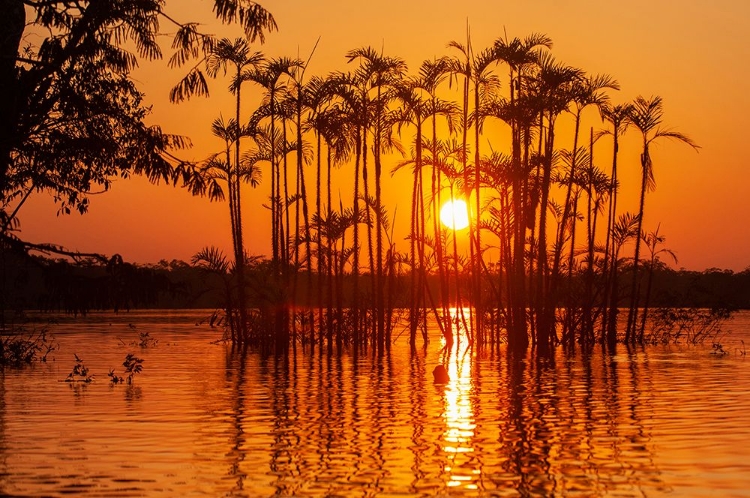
[440,307,479,490]
[4,311,750,496]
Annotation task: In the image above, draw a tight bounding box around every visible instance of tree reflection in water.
[215,316,664,496]
[9,315,750,496]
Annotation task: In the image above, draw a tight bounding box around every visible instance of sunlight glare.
[440,199,469,230]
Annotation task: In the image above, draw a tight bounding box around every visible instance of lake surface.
[1,310,749,497]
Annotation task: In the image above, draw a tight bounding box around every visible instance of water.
[1,310,749,497]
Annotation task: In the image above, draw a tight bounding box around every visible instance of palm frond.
[169,66,209,103]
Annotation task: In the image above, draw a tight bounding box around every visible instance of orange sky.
[18,0,750,271]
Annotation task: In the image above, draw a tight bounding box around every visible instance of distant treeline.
[2,255,748,316]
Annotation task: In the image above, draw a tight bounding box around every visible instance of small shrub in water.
[66,354,94,383]
[107,368,124,384]
[1,326,56,365]
[134,331,158,348]
[109,353,144,385]
[649,307,732,345]
[711,343,729,355]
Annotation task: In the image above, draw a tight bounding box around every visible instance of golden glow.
[440,199,469,230]
[16,2,741,270]
[441,307,479,490]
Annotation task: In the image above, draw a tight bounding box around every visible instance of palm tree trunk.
[638,255,656,342]
[351,126,361,348]
[584,129,596,343]
[362,128,375,342]
[375,86,385,352]
[409,130,421,349]
[509,68,528,350]
[296,95,314,345]
[337,199,346,349]
[431,108,449,328]
[233,67,249,344]
[270,89,279,267]
[536,114,556,354]
[417,156,429,344]
[626,146,649,343]
[602,126,620,341]
[565,192,579,345]
[460,64,472,340]
[326,146,334,350]
[551,111,582,342]
[315,130,323,347]
[473,78,483,346]
[282,118,291,269]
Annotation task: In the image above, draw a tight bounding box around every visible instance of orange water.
[1,310,749,496]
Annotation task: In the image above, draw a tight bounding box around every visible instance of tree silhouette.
[625,95,698,343]
[1,1,274,260]
[598,102,632,342]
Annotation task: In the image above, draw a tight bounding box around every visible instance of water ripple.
[0,312,749,496]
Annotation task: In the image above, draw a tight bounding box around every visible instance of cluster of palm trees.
[180,31,697,353]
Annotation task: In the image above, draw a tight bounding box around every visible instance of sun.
[440,199,469,230]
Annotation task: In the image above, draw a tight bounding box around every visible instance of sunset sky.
[19,0,750,271]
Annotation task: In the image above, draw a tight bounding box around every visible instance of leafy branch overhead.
[0,0,276,255]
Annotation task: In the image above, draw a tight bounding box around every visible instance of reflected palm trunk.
[408,349,428,490]
[269,351,302,495]
[226,347,248,493]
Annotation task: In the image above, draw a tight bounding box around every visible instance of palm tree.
[598,102,632,338]
[479,150,514,327]
[281,59,318,342]
[247,57,303,268]
[173,37,263,343]
[578,147,610,341]
[310,101,355,347]
[428,138,469,343]
[185,116,262,340]
[416,58,453,318]
[469,45,501,345]
[530,52,583,352]
[552,74,618,307]
[390,81,429,349]
[605,212,639,347]
[493,32,552,348]
[625,96,698,343]
[390,79,457,349]
[326,71,367,346]
[346,46,406,350]
[204,39,263,256]
[304,75,335,345]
